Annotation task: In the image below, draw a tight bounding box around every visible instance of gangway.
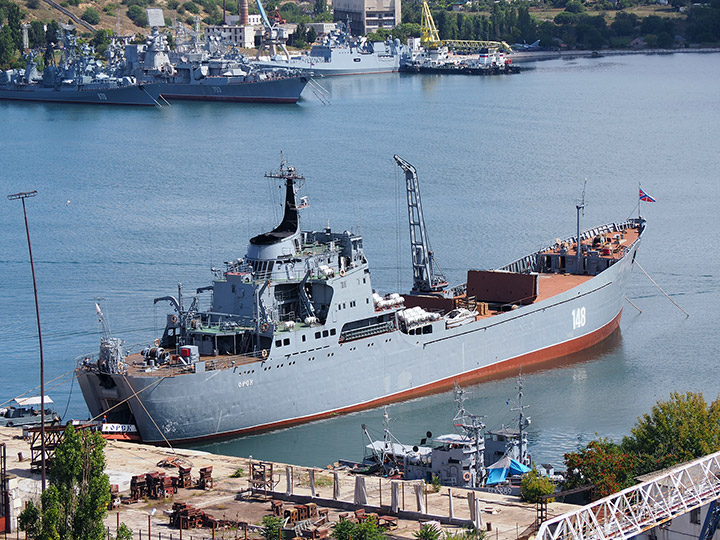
[536,451,720,540]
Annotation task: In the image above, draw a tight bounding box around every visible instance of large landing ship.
[77,157,645,443]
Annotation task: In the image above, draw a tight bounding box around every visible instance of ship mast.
[575,179,587,273]
[510,374,531,466]
[453,384,485,487]
[393,155,448,294]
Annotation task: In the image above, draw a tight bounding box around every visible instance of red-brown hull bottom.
[164,308,623,446]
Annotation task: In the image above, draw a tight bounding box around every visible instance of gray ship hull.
[0,83,158,105]
[77,227,639,444]
[146,75,309,103]
[254,44,404,77]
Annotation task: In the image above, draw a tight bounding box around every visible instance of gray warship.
[253,23,408,76]
[77,157,645,444]
[0,32,158,106]
[122,28,309,103]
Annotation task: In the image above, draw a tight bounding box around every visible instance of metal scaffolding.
[536,451,720,540]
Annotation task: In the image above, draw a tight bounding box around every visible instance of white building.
[333,0,401,35]
[205,23,256,47]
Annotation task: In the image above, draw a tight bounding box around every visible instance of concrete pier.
[0,426,577,538]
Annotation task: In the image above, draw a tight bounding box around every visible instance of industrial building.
[333,0,401,35]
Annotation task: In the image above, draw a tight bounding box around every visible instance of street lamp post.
[7,190,46,491]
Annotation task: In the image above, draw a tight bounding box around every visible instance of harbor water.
[1,52,719,469]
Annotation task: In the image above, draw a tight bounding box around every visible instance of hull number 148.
[572,307,586,330]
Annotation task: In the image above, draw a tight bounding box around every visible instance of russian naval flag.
[639,187,656,202]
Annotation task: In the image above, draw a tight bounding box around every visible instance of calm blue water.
[1,52,719,469]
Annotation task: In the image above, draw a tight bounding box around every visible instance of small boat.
[0,396,61,427]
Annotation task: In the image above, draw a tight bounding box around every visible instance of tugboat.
[355,378,533,488]
[357,385,488,488]
[76,156,645,444]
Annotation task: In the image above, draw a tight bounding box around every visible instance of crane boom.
[393,155,448,294]
[420,0,513,52]
[421,0,441,49]
[254,0,290,59]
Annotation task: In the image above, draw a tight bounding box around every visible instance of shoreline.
[508,46,720,63]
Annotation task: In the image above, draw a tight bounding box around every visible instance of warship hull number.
[572,307,586,330]
[238,379,254,389]
[97,93,107,101]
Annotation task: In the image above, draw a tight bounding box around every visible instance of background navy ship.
[120,15,309,104]
[0,30,158,106]
[76,157,645,444]
[253,21,408,76]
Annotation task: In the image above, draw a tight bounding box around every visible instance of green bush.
[520,468,555,504]
[127,4,147,25]
[261,516,284,540]
[332,516,387,540]
[166,0,179,8]
[81,7,101,24]
[414,523,442,540]
[116,523,133,540]
[182,1,199,13]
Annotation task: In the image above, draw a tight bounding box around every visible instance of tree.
[313,0,326,15]
[621,392,720,475]
[45,20,59,45]
[82,7,101,24]
[0,25,15,68]
[18,425,111,540]
[7,2,23,51]
[520,468,555,503]
[564,438,638,500]
[261,516,284,540]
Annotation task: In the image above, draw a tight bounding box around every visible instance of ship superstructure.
[252,23,408,76]
[77,158,645,444]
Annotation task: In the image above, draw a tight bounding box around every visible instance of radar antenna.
[393,155,448,294]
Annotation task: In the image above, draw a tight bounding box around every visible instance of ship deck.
[117,224,641,378]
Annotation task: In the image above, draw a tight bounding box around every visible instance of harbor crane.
[394,155,448,295]
[420,0,513,52]
[255,0,290,60]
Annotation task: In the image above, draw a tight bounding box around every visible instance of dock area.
[0,426,577,539]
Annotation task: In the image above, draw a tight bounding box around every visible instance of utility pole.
[7,190,46,491]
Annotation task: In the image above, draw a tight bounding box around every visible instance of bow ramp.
[537,451,720,540]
